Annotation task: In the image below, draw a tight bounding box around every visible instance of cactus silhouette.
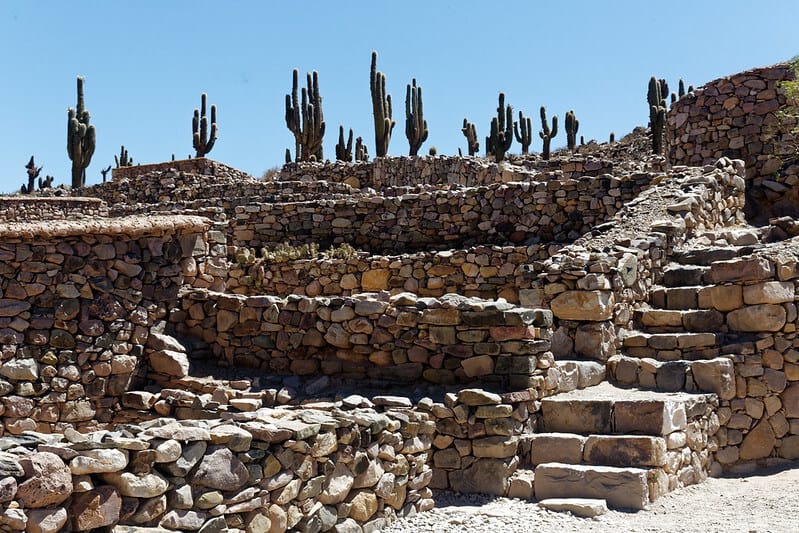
[565,110,579,151]
[24,156,41,194]
[355,137,369,162]
[67,77,96,188]
[514,111,533,154]
[405,78,428,156]
[336,126,353,162]
[115,145,133,168]
[285,69,325,162]
[370,51,395,157]
[486,93,514,163]
[462,118,479,156]
[539,106,558,160]
[648,76,667,155]
[192,93,218,158]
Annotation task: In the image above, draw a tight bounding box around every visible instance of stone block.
[710,256,774,283]
[699,285,743,312]
[550,291,614,321]
[574,321,616,361]
[743,281,795,304]
[613,399,686,436]
[534,463,649,510]
[583,436,667,467]
[691,357,735,400]
[727,304,786,332]
[529,433,586,465]
[538,498,608,518]
[448,458,517,496]
[541,398,612,434]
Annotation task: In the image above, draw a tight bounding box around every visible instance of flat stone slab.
[538,497,608,518]
[583,435,667,467]
[534,462,649,510]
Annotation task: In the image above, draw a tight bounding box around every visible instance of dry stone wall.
[529,158,746,361]
[0,405,433,532]
[173,290,554,389]
[666,62,799,221]
[0,216,212,435]
[227,244,562,302]
[0,197,108,222]
[234,172,656,254]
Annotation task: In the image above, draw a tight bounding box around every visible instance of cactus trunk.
[370,51,395,157]
[67,77,96,188]
[405,78,428,156]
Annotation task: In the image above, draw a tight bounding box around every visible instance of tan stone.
[550,291,614,321]
[743,281,795,304]
[461,355,495,377]
[739,420,776,460]
[529,433,586,465]
[534,463,648,510]
[699,284,743,312]
[727,304,786,332]
[691,357,736,400]
[583,436,667,467]
[361,269,389,291]
[710,256,774,283]
[348,490,378,521]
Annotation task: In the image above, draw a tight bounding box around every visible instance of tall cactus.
[355,136,369,162]
[462,118,479,156]
[336,126,353,162]
[285,69,325,162]
[67,76,96,188]
[565,110,579,151]
[514,111,533,154]
[405,78,428,156]
[486,93,514,163]
[101,165,111,183]
[192,93,218,158]
[539,106,558,160]
[648,76,667,155]
[370,51,395,157]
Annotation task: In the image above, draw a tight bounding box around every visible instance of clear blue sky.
[0,1,796,193]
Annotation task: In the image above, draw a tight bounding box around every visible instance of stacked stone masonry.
[173,290,555,390]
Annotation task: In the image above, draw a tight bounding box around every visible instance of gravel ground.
[383,463,799,533]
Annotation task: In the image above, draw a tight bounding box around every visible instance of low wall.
[277,154,623,189]
[0,197,108,222]
[227,244,563,302]
[0,215,214,435]
[173,290,554,389]
[0,407,432,531]
[233,172,656,253]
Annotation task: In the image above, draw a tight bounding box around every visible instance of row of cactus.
[62,76,219,189]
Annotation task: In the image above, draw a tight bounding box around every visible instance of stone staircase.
[519,382,717,510]
[611,242,758,400]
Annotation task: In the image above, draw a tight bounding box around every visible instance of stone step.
[534,462,650,510]
[662,264,710,287]
[537,497,608,518]
[610,354,736,399]
[528,432,667,468]
[650,286,705,310]
[635,308,724,332]
[539,382,702,436]
[673,246,753,266]
[622,331,719,351]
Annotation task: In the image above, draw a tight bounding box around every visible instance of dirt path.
[383,463,799,533]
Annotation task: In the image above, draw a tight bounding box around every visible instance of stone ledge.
[0,214,212,239]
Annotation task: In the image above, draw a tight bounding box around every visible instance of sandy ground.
[383,463,799,533]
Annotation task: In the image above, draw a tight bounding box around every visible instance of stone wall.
[173,290,554,389]
[227,244,562,302]
[234,172,656,254]
[529,158,746,361]
[0,197,108,222]
[277,155,627,190]
[0,406,433,531]
[0,216,213,435]
[666,62,799,221]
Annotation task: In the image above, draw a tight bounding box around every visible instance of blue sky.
[0,1,796,193]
